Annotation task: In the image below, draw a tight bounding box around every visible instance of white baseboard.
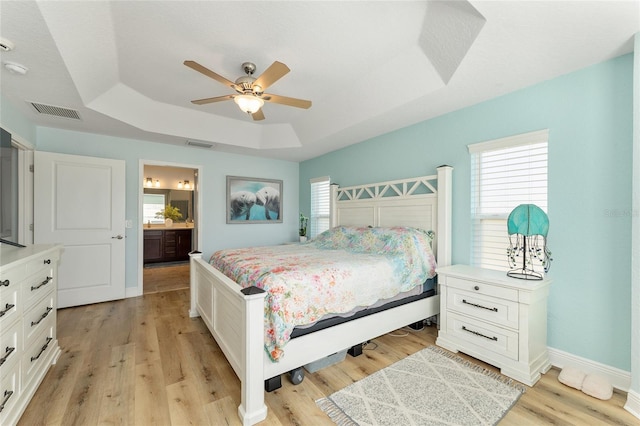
[625,389,640,420]
[548,346,631,391]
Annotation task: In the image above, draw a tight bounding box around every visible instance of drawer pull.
[474,285,480,291]
[44,259,51,264]
[31,306,53,327]
[30,336,53,362]
[31,276,53,291]
[0,390,14,413]
[462,299,498,312]
[0,346,16,366]
[0,279,9,287]
[462,325,498,341]
[0,303,15,317]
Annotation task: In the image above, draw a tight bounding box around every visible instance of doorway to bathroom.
[140,163,200,295]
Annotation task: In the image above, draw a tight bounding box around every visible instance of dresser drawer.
[22,269,55,309]
[0,321,21,376]
[0,363,19,423]
[0,264,26,293]
[23,294,55,348]
[445,312,519,361]
[25,252,56,276]
[446,276,518,302]
[447,287,519,329]
[22,326,55,389]
[0,281,20,328]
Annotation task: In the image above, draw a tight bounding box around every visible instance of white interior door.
[34,151,126,308]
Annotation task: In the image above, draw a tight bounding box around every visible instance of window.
[143,193,166,224]
[310,176,330,238]
[469,130,548,271]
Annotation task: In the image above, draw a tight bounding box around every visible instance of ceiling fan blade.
[262,93,312,109]
[191,94,235,105]
[184,60,238,91]
[253,61,290,92]
[252,109,265,121]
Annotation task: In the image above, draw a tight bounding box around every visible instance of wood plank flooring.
[143,263,190,294]
[19,288,638,425]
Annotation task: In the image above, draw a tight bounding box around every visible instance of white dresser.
[436,264,551,386]
[0,243,62,425]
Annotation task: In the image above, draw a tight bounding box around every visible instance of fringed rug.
[316,345,525,426]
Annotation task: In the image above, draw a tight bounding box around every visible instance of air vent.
[186,140,215,149]
[29,102,81,120]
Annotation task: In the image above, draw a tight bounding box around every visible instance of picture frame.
[226,176,283,224]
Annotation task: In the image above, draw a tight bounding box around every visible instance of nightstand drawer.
[446,312,519,361]
[446,276,518,302]
[447,288,519,329]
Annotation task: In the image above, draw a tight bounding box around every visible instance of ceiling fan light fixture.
[234,94,264,114]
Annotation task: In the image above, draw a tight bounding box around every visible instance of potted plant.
[156,205,182,227]
[299,213,309,242]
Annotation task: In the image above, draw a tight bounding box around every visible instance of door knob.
[111,235,124,239]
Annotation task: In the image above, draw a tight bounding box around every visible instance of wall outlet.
[125,220,133,229]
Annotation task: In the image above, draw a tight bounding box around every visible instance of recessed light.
[4,62,28,75]
[0,38,15,52]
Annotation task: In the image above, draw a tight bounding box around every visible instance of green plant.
[156,205,182,221]
[299,213,308,237]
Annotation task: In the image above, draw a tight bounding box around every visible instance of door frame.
[136,159,203,296]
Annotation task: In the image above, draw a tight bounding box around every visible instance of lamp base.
[507,269,543,280]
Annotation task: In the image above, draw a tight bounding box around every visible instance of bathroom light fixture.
[184,180,191,189]
[234,94,264,114]
[177,181,183,189]
[155,179,160,187]
[145,177,153,187]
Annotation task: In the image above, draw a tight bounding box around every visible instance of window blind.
[310,176,330,238]
[469,130,548,271]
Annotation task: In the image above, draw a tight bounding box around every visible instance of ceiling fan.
[184,60,312,121]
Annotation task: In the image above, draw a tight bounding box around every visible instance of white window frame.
[469,129,549,272]
[309,176,330,238]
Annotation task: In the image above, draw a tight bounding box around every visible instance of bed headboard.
[330,165,452,267]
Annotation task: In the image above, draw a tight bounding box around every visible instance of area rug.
[316,345,525,426]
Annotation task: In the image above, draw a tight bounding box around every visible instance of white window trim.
[310,176,330,238]
[469,129,549,272]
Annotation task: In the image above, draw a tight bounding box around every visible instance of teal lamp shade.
[507,204,549,238]
[506,204,551,280]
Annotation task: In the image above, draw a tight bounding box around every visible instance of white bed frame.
[189,165,452,425]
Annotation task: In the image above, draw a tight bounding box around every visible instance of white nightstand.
[435,264,552,386]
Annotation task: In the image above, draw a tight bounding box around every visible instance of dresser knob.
[474,285,480,291]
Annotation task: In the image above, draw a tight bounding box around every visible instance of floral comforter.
[209,226,436,361]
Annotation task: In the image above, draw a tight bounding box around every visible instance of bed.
[189,165,452,425]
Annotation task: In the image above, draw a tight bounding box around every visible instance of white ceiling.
[1,1,638,162]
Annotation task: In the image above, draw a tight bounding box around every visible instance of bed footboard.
[189,252,268,426]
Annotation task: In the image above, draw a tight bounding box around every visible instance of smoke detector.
[0,38,15,52]
[4,62,28,75]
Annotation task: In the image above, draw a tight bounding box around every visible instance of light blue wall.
[1,95,36,144]
[31,127,299,290]
[301,54,634,371]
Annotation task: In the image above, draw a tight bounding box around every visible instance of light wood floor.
[19,288,638,425]
[143,263,190,294]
